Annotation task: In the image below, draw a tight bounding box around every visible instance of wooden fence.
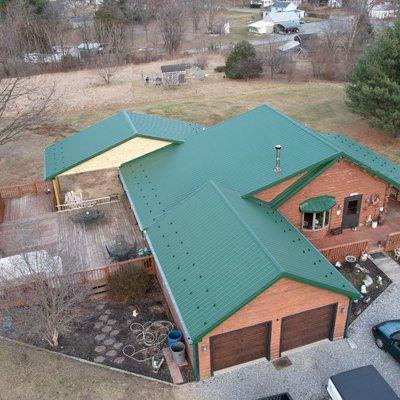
[385,232,400,252]
[320,239,370,263]
[0,180,53,199]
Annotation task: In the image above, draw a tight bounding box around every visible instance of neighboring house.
[278,39,301,52]
[160,64,188,86]
[369,2,396,19]
[263,1,305,18]
[250,0,274,7]
[263,9,304,23]
[44,104,400,380]
[248,19,275,34]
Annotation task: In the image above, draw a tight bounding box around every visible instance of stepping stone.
[99,315,109,322]
[113,342,123,350]
[104,338,115,346]
[102,325,112,333]
[95,334,106,342]
[113,356,124,364]
[94,355,105,363]
[105,309,112,315]
[94,322,103,330]
[110,329,120,336]
[107,319,117,325]
[106,349,117,357]
[95,304,106,311]
[94,345,106,353]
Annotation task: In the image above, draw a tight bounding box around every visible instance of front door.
[342,195,362,229]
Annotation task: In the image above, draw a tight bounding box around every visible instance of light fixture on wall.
[340,306,346,314]
[336,204,341,216]
[201,344,207,352]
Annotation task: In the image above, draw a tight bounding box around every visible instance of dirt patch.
[340,258,392,323]
[3,279,193,383]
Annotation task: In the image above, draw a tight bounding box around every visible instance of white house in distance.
[262,1,305,19]
[369,2,396,19]
[248,19,275,34]
[263,9,303,25]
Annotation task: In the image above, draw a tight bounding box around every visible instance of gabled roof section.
[146,180,360,342]
[44,111,204,179]
[324,134,400,189]
[120,104,339,229]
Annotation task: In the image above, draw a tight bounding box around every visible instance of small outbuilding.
[248,20,274,34]
[160,64,188,86]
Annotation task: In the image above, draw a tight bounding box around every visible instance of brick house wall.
[256,159,389,240]
[197,278,349,379]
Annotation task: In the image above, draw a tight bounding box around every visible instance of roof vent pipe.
[274,145,282,173]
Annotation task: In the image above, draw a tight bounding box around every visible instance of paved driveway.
[179,284,400,400]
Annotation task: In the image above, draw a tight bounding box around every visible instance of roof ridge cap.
[122,110,139,134]
[212,182,284,274]
[262,103,341,153]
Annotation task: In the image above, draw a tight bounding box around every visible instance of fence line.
[0,180,53,199]
[56,195,119,212]
[320,239,370,263]
[385,232,400,252]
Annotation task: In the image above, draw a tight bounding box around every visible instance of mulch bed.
[339,258,391,323]
[2,279,194,383]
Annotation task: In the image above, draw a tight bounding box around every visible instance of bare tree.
[184,0,203,33]
[0,77,55,146]
[95,54,120,85]
[124,0,155,43]
[261,43,286,79]
[156,0,185,56]
[0,251,89,347]
[203,0,225,33]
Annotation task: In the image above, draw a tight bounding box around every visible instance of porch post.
[52,177,62,210]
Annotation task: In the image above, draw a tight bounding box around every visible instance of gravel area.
[179,284,400,400]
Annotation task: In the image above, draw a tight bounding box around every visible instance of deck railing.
[0,180,53,199]
[320,239,370,263]
[56,195,119,212]
[385,232,400,252]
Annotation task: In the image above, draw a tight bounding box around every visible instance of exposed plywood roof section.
[59,137,171,176]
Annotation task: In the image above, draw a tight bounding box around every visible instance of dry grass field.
[1,53,399,187]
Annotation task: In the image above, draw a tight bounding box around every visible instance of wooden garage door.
[210,322,271,373]
[280,304,337,353]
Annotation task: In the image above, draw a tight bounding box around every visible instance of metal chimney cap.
[275,144,282,150]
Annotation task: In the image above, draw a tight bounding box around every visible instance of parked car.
[258,394,293,400]
[372,319,400,362]
[327,365,398,400]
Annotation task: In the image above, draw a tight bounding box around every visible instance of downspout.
[344,298,353,338]
[193,340,200,381]
[144,231,193,347]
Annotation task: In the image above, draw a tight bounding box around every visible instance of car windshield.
[391,331,400,341]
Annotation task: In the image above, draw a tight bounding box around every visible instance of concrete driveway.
[179,284,400,400]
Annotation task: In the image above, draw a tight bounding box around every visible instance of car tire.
[375,337,385,350]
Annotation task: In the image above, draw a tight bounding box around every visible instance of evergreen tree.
[346,18,400,137]
[225,41,262,80]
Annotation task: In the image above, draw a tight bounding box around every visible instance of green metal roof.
[146,180,360,342]
[324,134,400,190]
[300,195,336,213]
[44,111,204,179]
[120,104,339,229]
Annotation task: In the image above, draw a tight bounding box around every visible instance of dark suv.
[372,319,400,363]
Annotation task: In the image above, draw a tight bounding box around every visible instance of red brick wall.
[255,172,305,202]
[257,159,389,240]
[197,278,349,379]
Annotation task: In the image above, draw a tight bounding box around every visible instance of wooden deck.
[312,199,400,253]
[0,196,147,274]
[2,193,54,221]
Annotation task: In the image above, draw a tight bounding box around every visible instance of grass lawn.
[0,338,179,400]
[0,54,399,186]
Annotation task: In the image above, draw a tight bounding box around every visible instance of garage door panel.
[211,322,271,373]
[280,304,336,353]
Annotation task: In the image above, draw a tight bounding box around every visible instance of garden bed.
[1,279,194,383]
[339,258,391,323]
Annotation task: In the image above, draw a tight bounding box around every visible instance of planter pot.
[170,341,185,364]
[167,329,182,347]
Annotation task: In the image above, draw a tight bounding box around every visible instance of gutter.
[144,230,193,346]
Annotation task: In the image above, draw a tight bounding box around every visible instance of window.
[302,210,331,231]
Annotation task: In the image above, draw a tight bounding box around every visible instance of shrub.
[225,41,262,79]
[214,65,225,73]
[108,265,151,299]
[194,54,208,70]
